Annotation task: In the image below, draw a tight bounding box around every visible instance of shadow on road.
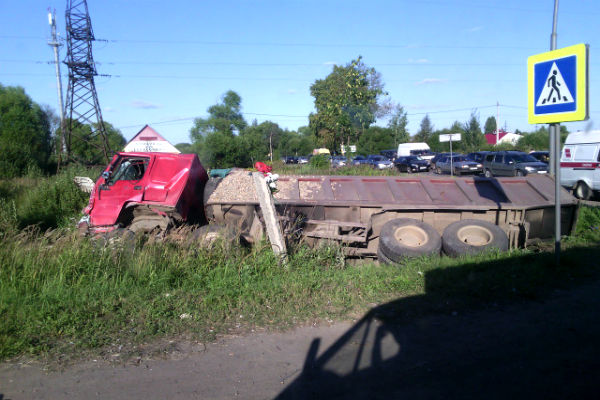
[277,246,600,399]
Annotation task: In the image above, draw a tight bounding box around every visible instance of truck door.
[90,155,150,227]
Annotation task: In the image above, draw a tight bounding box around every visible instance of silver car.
[435,155,483,175]
[366,155,394,170]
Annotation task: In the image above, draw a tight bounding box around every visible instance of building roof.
[484,129,522,145]
[123,125,180,153]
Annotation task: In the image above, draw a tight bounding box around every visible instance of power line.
[0,35,541,50]
[0,59,526,67]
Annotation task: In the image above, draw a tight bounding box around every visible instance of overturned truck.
[80,152,579,261]
[205,170,579,261]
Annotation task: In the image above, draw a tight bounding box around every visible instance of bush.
[310,154,329,168]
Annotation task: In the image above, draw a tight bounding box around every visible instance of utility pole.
[496,101,499,144]
[550,0,561,265]
[47,9,67,171]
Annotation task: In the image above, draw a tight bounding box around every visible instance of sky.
[1,0,599,146]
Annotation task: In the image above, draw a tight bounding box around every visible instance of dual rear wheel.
[377,218,509,264]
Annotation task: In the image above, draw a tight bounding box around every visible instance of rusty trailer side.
[204,172,578,257]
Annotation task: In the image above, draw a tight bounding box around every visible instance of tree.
[68,121,126,164]
[309,56,388,152]
[0,84,52,177]
[462,111,484,152]
[189,90,247,141]
[388,104,409,146]
[483,116,497,134]
[414,114,433,143]
[358,126,395,155]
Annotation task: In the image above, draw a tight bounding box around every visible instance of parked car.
[466,151,491,164]
[430,152,451,169]
[529,151,550,163]
[380,149,397,160]
[351,155,370,166]
[330,155,347,168]
[366,155,394,170]
[394,155,430,173]
[297,155,310,164]
[281,156,297,164]
[483,151,548,177]
[435,155,483,175]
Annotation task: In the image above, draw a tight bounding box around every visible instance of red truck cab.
[80,152,208,234]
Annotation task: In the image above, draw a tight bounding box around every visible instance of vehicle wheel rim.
[394,226,429,248]
[456,225,493,246]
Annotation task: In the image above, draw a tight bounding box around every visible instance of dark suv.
[483,151,548,177]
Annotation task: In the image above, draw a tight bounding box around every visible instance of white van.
[560,130,600,199]
[397,142,434,161]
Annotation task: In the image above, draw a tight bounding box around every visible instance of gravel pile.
[206,169,258,203]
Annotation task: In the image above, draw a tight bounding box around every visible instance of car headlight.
[461,165,469,168]
[410,164,417,167]
[477,164,482,167]
[525,166,535,171]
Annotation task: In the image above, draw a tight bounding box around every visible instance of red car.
[79,152,208,234]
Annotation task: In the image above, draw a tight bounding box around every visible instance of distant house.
[123,125,180,153]
[484,129,522,145]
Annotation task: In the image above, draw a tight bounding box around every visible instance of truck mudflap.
[204,172,578,254]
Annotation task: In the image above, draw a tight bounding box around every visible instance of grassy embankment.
[1,166,599,361]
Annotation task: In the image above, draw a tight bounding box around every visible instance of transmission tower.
[64,0,111,162]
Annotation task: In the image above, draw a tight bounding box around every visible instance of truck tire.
[484,169,493,178]
[378,218,441,262]
[442,219,508,257]
[574,181,592,200]
[192,223,238,249]
[516,169,524,177]
[377,247,397,265]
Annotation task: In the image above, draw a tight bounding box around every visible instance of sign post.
[528,43,589,265]
[439,133,462,177]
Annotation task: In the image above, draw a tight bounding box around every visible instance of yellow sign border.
[528,43,588,124]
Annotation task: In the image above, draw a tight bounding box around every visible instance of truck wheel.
[516,170,524,177]
[574,182,592,200]
[377,247,397,265]
[378,218,441,262]
[484,169,493,178]
[193,223,238,249]
[442,219,508,257]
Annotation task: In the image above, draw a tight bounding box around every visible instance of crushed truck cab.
[80,152,208,234]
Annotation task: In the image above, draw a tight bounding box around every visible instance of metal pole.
[550,0,561,265]
[449,137,453,177]
[48,10,67,171]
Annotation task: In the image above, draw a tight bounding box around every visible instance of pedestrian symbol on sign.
[536,62,574,107]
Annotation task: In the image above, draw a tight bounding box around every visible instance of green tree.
[483,116,497,134]
[388,104,409,146]
[190,90,247,141]
[414,114,433,143]
[68,121,126,164]
[462,111,484,152]
[358,126,394,155]
[0,84,52,177]
[309,56,388,152]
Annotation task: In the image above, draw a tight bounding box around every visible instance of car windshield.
[406,156,422,161]
[451,156,467,162]
[512,154,538,163]
[370,156,386,161]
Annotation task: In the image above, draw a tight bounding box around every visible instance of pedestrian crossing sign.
[528,43,588,124]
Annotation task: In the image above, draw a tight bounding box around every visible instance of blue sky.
[1,0,598,145]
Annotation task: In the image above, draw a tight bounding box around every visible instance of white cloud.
[104,106,115,112]
[287,89,297,94]
[323,61,337,66]
[131,100,161,109]
[414,78,445,86]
